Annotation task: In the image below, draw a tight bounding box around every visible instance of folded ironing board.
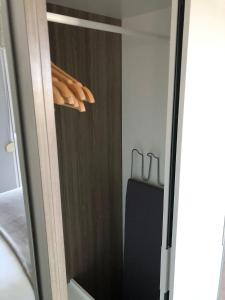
[123,179,164,300]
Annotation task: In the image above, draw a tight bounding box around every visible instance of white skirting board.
[68,280,95,300]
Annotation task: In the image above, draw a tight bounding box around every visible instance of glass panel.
[0,5,38,299]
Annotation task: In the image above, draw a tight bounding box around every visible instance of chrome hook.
[147,152,164,187]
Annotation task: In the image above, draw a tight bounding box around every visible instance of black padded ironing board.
[123,179,164,300]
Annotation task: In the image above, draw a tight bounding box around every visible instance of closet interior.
[46,0,172,299]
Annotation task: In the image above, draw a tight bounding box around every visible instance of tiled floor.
[0,236,34,300]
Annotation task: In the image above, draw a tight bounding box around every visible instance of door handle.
[5,142,15,153]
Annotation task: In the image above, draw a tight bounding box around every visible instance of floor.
[220,261,225,300]
[68,280,94,300]
[0,236,34,300]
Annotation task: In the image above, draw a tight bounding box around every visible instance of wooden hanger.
[52,86,64,105]
[83,86,95,104]
[51,62,95,111]
[52,65,94,103]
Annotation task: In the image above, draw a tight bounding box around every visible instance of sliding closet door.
[3,1,68,300]
[171,0,225,299]
[47,4,123,300]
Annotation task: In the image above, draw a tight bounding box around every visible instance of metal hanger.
[131,148,164,188]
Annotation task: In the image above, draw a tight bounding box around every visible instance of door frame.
[167,0,191,297]
[160,0,192,299]
[167,0,225,298]
[2,1,68,299]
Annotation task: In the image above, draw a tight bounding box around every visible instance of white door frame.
[167,1,191,298]
[160,0,192,299]
[167,0,225,298]
[2,1,68,299]
[160,0,179,297]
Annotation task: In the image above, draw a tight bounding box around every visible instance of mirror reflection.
[0,47,36,300]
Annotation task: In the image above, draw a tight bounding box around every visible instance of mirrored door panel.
[0,4,39,300]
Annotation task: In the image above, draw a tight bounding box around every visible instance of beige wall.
[122,8,171,235]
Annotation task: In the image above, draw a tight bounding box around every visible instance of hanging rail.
[47,12,169,40]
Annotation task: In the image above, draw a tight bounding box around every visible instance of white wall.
[122,8,171,37]
[172,1,225,299]
[46,0,170,19]
[0,48,19,192]
[0,1,4,47]
[122,8,171,221]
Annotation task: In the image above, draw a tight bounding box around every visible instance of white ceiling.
[47,0,171,19]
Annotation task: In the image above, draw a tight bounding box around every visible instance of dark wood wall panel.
[47,4,122,300]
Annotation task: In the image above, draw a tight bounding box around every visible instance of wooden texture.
[47,4,123,300]
[7,1,68,300]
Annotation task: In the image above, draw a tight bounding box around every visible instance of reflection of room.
[0,47,34,300]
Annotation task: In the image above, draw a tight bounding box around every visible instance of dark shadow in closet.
[47,4,123,300]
